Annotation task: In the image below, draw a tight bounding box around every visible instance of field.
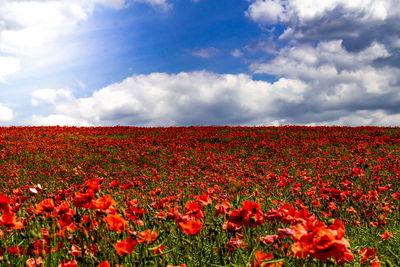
[0,126,399,266]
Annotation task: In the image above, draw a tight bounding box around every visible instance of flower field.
[0,126,400,266]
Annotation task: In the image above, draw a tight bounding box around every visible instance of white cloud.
[31,114,93,127]
[248,40,400,124]
[307,110,400,126]
[247,0,399,25]
[30,71,309,126]
[30,51,400,126]
[31,88,73,106]
[246,0,400,55]
[0,104,14,122]
[245,0,284,24]
[231,49,244,58]
[0,1,128,55]
[0,56,20,81]
[192,47,220,59]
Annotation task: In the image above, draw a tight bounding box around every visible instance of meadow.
[0,126,399,266]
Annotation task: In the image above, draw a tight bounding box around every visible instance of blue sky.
[1,0,400,126]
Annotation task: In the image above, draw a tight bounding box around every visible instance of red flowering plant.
[0,126,399,265]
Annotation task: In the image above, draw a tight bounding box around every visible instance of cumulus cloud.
[0,0,129,55]
[246,0,400,54]
[249,40,400,124]
[0,104,14,122]
[31,88,73,106]
[30,71,310,126]
[30,49,400,126]
[0,56,20,81]
[239,0,400,125]
[191,47,221,59]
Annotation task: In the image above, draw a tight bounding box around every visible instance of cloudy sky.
[1,0,400,126]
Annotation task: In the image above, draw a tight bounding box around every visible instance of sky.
[1,0,400,126]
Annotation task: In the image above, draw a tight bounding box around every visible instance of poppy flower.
[185,201,204,219]
[138,229,158,244]
[359,247,381,266]
[291,219,353,264]
[178,219,202,235]
[91,195,117,210]
[0,192,10,213]
[26,257,43,267]
[54,202,72,217]
[226,237,246,251]
[196,194,212,205]
[73,192,94,208]
[58,259,78,267]
[0,211,24,229]
[103,214,128,233]
[114,237,137,256]
[36,198,55,214]
[259,235,278,245]
[379,230,392,241]
[84,179,100,193]
[214,201,231,217]
[252,251,283,267]
[69,245,82,257]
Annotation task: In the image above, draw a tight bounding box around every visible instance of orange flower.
[98,262,110,267]
[114,237,137,256]
[196,194,212,205]
[178,219,202,235]
[291,219,353,264]
[138,229,158,244]
[36,198,55,214]
[103,214,128,233]
[252,251,284,267]
[91,195,116,210]
[0,211,24,229]
[379,230,393,241]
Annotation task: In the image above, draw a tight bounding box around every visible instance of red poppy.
[379,230,392,240]
[103,214,128,233]
[0,192,10,213]
[114,237,138,256]
[291,219,353,264]
[0,211,24,229]
[214,201,231,217]
[36,198,55,214]
[91,195,117,210]
[69,245,81,257]
[185,201,204,219]
[73,192,94,208]
[252,251,283,267]
[138,229,158,244]
[178,219,202,235]
[259,235,278,245]
[58,259,78,267]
